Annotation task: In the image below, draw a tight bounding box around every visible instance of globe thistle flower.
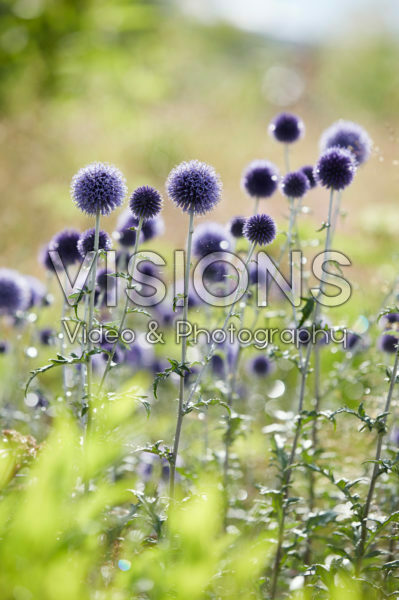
[0,269,30,314]
[124,343,144,368]
[203,261,228,284]
[166,160,222,215]
[210,354,225,377]
[39,328,54,346]
[71,162,127,216]
[242,160,279,198]
[345,332,362,352]
[314,147,356,191]
[380,312,399,330]
[269,112,304,144]
[101,343,125,365]
[320,120,372,165]
[281,171,309,198]
[77,228,112,258]
[39,244,57,273]
[378,333,399,354]
[192,222,232,258]
[115,210,140,247]
[49,229,81,267]
[129,185,163,221]
[243,214,277,247]
[249,355,274,377]
[300,165,317,189]
[142,216,165,241]
[96,268,115,292]
[229,216,246,238]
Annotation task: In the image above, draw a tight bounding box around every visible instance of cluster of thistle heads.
[0,112,387,381]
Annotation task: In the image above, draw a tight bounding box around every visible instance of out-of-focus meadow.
[1,0,399,315]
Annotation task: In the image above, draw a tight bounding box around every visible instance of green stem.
[98,217,144,394]
[169,210,195,498]
[86,210,101,407]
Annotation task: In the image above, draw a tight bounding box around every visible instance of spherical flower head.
[25,276,46,308]
[378,333,399,354]
[101,343,124,365]
[380,312,399,330]
[39,244,57,273]
[242,160,279,198]
[167,160,222,215]
[269,112,304,144]
[192,222,232,258]
[129,185,163,221]
[142,216,165,241]
[77,228,112,258]
[320,120,372,165]
[249,355,273,377]
[49,228,81,267]
[315,147,356,191]
[39,328,54,346]
[243,214,277,247]
[300,165,317,189]
[71,162,127,216]
[229,216,246,238]
[0,269,30,314]
[281,171,309,198]
[210,354,225,377]
[96,268,115,291]
[115,210,140,247]
[346,332,362,351]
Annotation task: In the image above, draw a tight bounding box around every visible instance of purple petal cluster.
[0,269,29,314]
[314,147,356,191]
[142,216,165,241]
[320,120,372,165]
[192,222,232,258]
[71,162,127,216]
[281,171,309,198]
[378,333,399,354]
[300,165,317,189]
[167,160,222,215]
[243,214,277,247]
[242,160,279,198]
[229,216,246,238]
[116,210,140,247]
[269,112,304,144]
[249,355,273,377]
[129,186,163,221]
[77,228,112,257]
[49,229,81,267]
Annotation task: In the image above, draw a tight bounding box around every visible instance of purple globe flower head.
[314,147,356,191]
[243,214,277,246]
[300,165,317,189]
[0,269,30,314]
[101,343,125,365]
[167,160,222,215]
[248,260,267,286]
[320,120,372,166]
[142,215,165,242]
[242,160,279,198]
[124,343,144,368]
[0,340,9,354]
[192,222,232,258]
[129,185,163,221]
[380,312,399,330]
[49,229,81,267]
[25,276,46,308]
[155,303,176,327]
[229,216,246,238]
[115,210,140,247]
[249,355,274,377]
[96,268,115,292]
[281,171,309,199]
[378,333,399,354]
[174,284,201,310]
[269,112,304,144]
[71,162,127,216]
[345,332,362,352]
[39,328,54,346]
[203,260,228,283]
[77,228,112,258]
[210,353,225,377]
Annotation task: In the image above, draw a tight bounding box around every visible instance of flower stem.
[98,217,144,394]
[357,347,399,571]
[86,209,101,407]
[169,209,195,498]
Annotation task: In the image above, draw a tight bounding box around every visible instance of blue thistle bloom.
[0,269,29,314]
[269,112,304,143]
[242,160,279,198]
[379,333,399,354]
[315,147,356,191]
[71,162,127,216]
[142,216,165,241]
[229,216,246,238]
[101,343,125,365]
[281,171,309,198]
[192,222,232,258]
[167,160,222,215]
[345,332,362,351]
[39,328,54,346]
[115,210,140,247]
[39,244,58,273]
[210,354,225,377]
[77,228,112,258]
[49,228,81,267]
[300,165,317,189]
[203,261,228,283]
[380,312,399,329]
[249,355,273,377]
[243,214,277,246]
[96,268,115,291]
[320,120,372,165]
[25,276,46,308]
[129,185,163,221]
